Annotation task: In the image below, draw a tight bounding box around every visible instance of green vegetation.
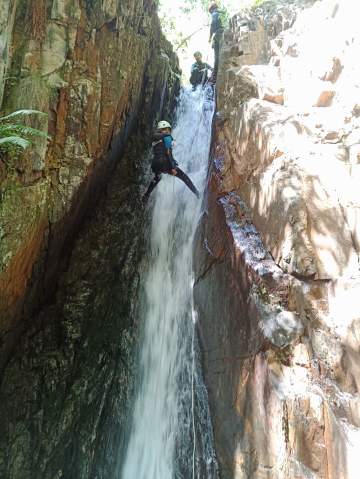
[159,0,237,53]
[252,0,267,7]
[0,109,48,154]
[179,0,249,13]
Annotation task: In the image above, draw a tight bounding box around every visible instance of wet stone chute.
[121,88,218,478]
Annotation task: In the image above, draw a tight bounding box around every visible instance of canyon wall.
[0,0,179,366]
[195,0,360,477]
[0,1,180,477]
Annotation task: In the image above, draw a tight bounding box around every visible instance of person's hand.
[171,169,177,176]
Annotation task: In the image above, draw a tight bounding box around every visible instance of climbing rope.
[191,309,197,479]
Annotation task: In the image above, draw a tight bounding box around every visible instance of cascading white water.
[121,87,218,478]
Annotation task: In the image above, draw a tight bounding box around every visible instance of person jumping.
[143,121,200,201]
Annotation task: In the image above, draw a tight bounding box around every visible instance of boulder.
[240,65,284,104]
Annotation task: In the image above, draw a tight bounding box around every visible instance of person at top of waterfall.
[190,51,213,90]
[143,121,200,201]
[208,2,224,81]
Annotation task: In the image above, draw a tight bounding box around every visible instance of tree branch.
[175,24,208,51]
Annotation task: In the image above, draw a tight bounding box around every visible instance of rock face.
[0,1,180,477]
[195,1,360,478]
[0,139,147,479]
[0,0,179,366]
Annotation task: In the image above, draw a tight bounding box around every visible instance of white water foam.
[121,87,217,478]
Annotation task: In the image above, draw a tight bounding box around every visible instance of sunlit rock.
[196,0,360,477]
[240,65,284,104]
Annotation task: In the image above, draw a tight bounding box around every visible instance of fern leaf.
[0,109,47,122]
[0,124,49,139]
[0,136,31,149]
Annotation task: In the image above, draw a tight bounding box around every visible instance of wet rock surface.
[195,1,360,478]
[0,85,178,479]
[0,143,144,478]
[0,1,180,477]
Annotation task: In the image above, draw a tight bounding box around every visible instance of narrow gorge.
[0,1,359,479]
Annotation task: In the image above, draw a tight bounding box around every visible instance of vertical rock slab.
[195,1,360,478]
[0,0,17,106]
[0,1,181,477]
[0,0,180,366]
[195,122,360,478]
[0,133,149,478]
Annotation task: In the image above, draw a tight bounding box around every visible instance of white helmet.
[157,120,172,130]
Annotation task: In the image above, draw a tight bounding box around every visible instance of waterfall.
[121,87,218,478]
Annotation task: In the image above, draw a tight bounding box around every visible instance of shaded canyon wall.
[0,1,180,478]
[0,0,179,366]
[195,0,360,478]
